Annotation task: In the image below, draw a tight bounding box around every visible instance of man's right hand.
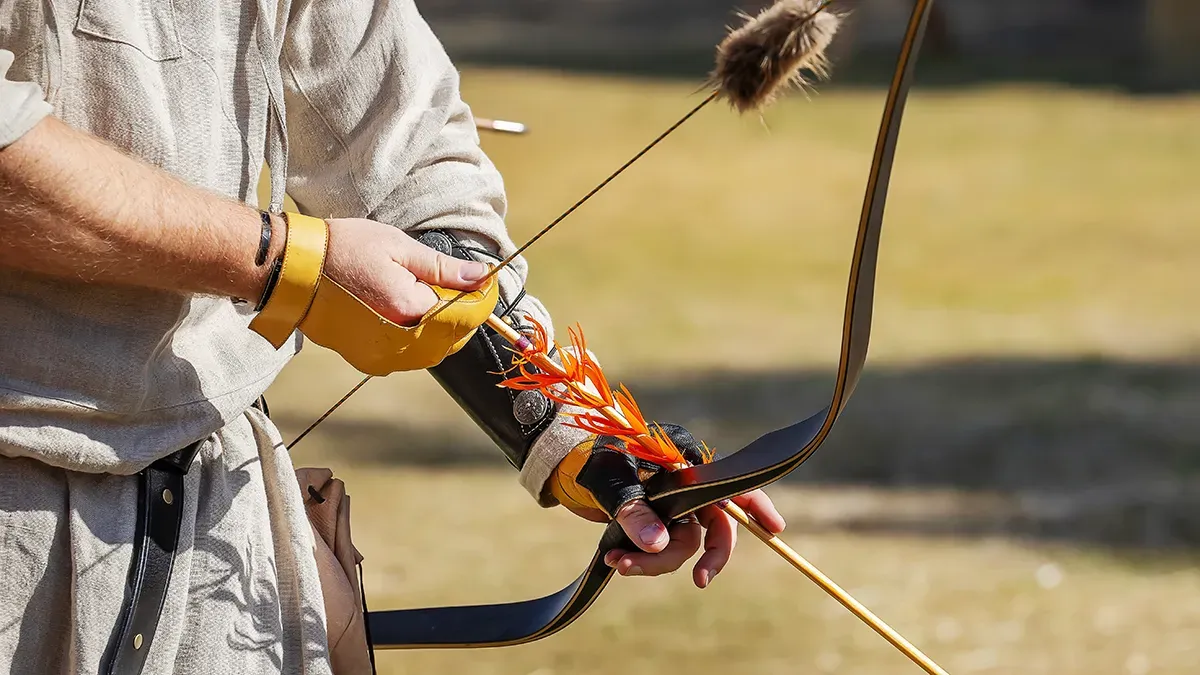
[320,217,492,326]
[250,213,499,375]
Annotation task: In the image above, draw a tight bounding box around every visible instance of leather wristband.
[248,212,329,348]
[248,214,499,374]
[256,211,273,266]
[254,257,284,312]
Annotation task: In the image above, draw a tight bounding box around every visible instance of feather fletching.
[498,318,688,468]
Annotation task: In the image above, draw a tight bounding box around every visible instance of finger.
[614,499,671,553]
[692,505,737,589]
[729,489,786,534]
[602,515,695,567]
[610,519,702,578]
[393,235,490,290]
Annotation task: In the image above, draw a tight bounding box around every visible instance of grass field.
[264,70,1200,673]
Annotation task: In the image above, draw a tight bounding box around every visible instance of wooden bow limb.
[485,315,948,675]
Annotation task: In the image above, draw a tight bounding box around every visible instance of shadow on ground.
[274,355,1200,550]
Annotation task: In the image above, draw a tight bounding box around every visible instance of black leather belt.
[99,397,270,674]
[100,439,203,675]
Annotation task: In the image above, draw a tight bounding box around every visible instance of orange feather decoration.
[497,317,689,468]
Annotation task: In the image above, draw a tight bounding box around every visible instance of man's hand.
[604,490,785,589]
[546,424,787,589]
[322,218,491,326]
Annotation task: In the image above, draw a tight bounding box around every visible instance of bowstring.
[287,90,721,449]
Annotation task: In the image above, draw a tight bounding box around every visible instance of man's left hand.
[604,489,785,589]
[545,424,786,588]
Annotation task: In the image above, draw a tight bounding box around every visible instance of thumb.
[393,236,491,290]
[614,500,670,553]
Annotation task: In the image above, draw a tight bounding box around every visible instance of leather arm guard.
[418,229,559,472]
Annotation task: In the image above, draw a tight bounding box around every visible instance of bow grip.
[598,519,631,554]
[595,499,701,556]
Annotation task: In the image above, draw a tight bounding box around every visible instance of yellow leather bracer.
[248,212,499,375]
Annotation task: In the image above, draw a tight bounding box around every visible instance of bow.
[291,0,940,667]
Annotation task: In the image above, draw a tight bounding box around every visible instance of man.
[0,1,785,673]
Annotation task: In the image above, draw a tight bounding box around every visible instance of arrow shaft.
[723,501,949,675]
[486,315,948,675]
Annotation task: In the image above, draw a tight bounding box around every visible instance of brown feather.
[709,0,844,113]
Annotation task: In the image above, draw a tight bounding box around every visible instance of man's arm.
[0,114,279,301]
[0,53,487,327]
[0,47,282,297]
[277,0,789,586]
[279,0,578,495]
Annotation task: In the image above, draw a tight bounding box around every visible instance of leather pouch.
[296,467,376,675]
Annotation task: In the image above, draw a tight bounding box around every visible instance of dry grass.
[264,70,1200,673]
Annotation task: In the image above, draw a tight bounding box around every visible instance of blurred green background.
[263,3,1200,673]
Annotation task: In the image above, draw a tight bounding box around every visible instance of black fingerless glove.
[547,423,716,517]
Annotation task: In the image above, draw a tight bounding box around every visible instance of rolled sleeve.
[280,0,547,326]
[0,50,53,149]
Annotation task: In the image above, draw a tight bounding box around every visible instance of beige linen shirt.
[0,0,585,672]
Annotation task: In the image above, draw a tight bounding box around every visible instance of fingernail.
[697,570,710,588]
[625,566,644,576]
[604,552,621,567]
[716,499,731,509]
[459,262,489,282]
[638,523,667,547]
